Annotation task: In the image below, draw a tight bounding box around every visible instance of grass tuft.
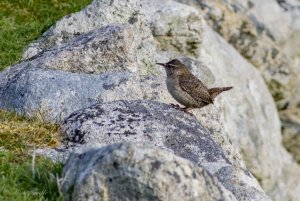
[0,109,61,153]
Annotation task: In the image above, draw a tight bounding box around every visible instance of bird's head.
[156,59,188,76]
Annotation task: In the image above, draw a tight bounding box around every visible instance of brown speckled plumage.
[157,59,233,113]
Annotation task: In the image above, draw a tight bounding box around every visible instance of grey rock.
[0,59,203,123]
[281,108,300,163]
[245,0,300,39]
[0,67,132,121]
[241,0,293,41]
[62,100,229,169]
[22,0,157,75]
[199,27,300,201]
[158,2,300,198]
[62,100,228,169]
[35,144,80,163]
[199,26,282,188]
[23,0,144,57]
[61,142,237,201]
[62,99,271,201]
[176,0,300,110]
[21,0,207,76]
[28,24,136,74]
[5,24,136,75]
[142,0,204,58]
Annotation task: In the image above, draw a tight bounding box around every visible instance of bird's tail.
[208,86,233,100]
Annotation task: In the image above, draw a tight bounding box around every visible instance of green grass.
[0,0,93,200]
[0,151,64,201]
[0,0,92,71]
[0,109,64,200]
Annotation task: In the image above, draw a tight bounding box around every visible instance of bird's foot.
[170,104,194,116]
[170,103,182,109]
[182,108,194,116]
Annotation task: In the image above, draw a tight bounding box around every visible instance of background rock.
[199,27,300,201]
[61,143,237,201]
[143,0,204,58]
[176,0,300,109]
[281,108,300,163]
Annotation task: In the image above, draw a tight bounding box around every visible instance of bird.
[156,59,233,114]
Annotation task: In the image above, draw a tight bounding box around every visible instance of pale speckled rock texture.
[176,0,300,110]
[142,0,204,58]
[240,0,300,108]
[61,143,238,201]
[22,0,157,75]
[281,108,300,163]
[0,67,131,121]
[20,24,137,74]
[27,24,137,74]
[62,100,271,201]
[198,27,300,201]
[23,0,149,56]
[0,0,300,200]
[236,0,294,41]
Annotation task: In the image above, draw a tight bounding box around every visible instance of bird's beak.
[156,63,166,67]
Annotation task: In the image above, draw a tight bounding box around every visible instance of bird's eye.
[168,64,176,68]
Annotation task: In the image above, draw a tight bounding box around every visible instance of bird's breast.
[166,76,198,107]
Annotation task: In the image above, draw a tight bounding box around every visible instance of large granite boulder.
[22,0,156,72]
[61,142,237,201]
[0,67,133,121]
[25,24,137,74]
[62,100,237,173]
[61,99,271,201]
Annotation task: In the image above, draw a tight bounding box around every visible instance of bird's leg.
[170,103,182,109]
[182,107,194,116]
[170,103,194,116]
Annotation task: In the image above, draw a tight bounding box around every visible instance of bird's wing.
[178,74,213,104]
